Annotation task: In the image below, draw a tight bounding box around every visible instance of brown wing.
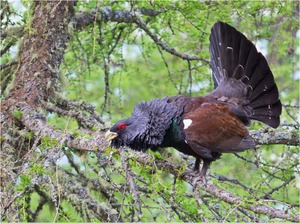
[182,102,255,158]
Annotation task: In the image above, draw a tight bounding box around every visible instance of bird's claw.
[180,170,207,187]
[180,169,198,180]
[192,175,207,190]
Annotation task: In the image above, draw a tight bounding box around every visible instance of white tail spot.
[183,119,192,129]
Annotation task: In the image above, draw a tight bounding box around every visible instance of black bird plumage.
[105,21,282,180]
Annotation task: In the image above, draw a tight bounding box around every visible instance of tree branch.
[133,153,299,222]
[47,169,120,222]
[41,100,105,129]
[120,149,142,221]
[0,25,25,39]
[74,7,163,29]
[73,7,208,62]
[132,15,209,62]
[262,175,296,199]
[18,102,108,152]
[250,127,299,146]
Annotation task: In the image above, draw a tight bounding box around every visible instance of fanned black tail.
[209,21,281,128]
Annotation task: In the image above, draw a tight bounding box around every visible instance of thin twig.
[262,175,296,199]
[120,149,142,221]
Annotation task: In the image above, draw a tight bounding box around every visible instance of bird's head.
[105,117,148,151]
[105,97,180,151]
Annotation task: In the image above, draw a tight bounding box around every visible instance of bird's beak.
[105,130,118,146]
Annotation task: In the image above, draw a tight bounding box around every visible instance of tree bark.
[1,1,74,220]
[2,1,73,111]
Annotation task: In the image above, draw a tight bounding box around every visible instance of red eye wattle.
[117,123,127,130]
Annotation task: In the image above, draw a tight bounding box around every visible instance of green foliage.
[12,109,23,119]
[41,136,58,148]
[60,1,300,123]
[2,0,299,222]
[48,114,78,130]
[16,175,32,191]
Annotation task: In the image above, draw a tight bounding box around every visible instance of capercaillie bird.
[105,21,282,181]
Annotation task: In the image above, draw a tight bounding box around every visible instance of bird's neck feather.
[160,117,185,147]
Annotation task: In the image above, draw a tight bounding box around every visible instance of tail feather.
[232,65,244,80]
[249,71,278,103]
[252,101,282,117]
[250,90,282,128]
[248,54,272,89]
[209,21,281,128]
[243,47,259,80]
[238,35,252,66]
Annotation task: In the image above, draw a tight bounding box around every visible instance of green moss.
[41,136,58,148]
[12,109,23,119]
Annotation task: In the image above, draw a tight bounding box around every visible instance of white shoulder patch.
[183,119,192,130]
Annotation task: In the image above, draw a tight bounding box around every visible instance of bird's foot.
[192,174,207,188]
[180,159,209,188]
[180,170,207,186]
[180,169,199,180]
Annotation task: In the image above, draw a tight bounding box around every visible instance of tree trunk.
[1,1,74,220]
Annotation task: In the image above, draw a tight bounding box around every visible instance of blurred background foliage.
[1,0,299,222]
[61,1,299,122]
